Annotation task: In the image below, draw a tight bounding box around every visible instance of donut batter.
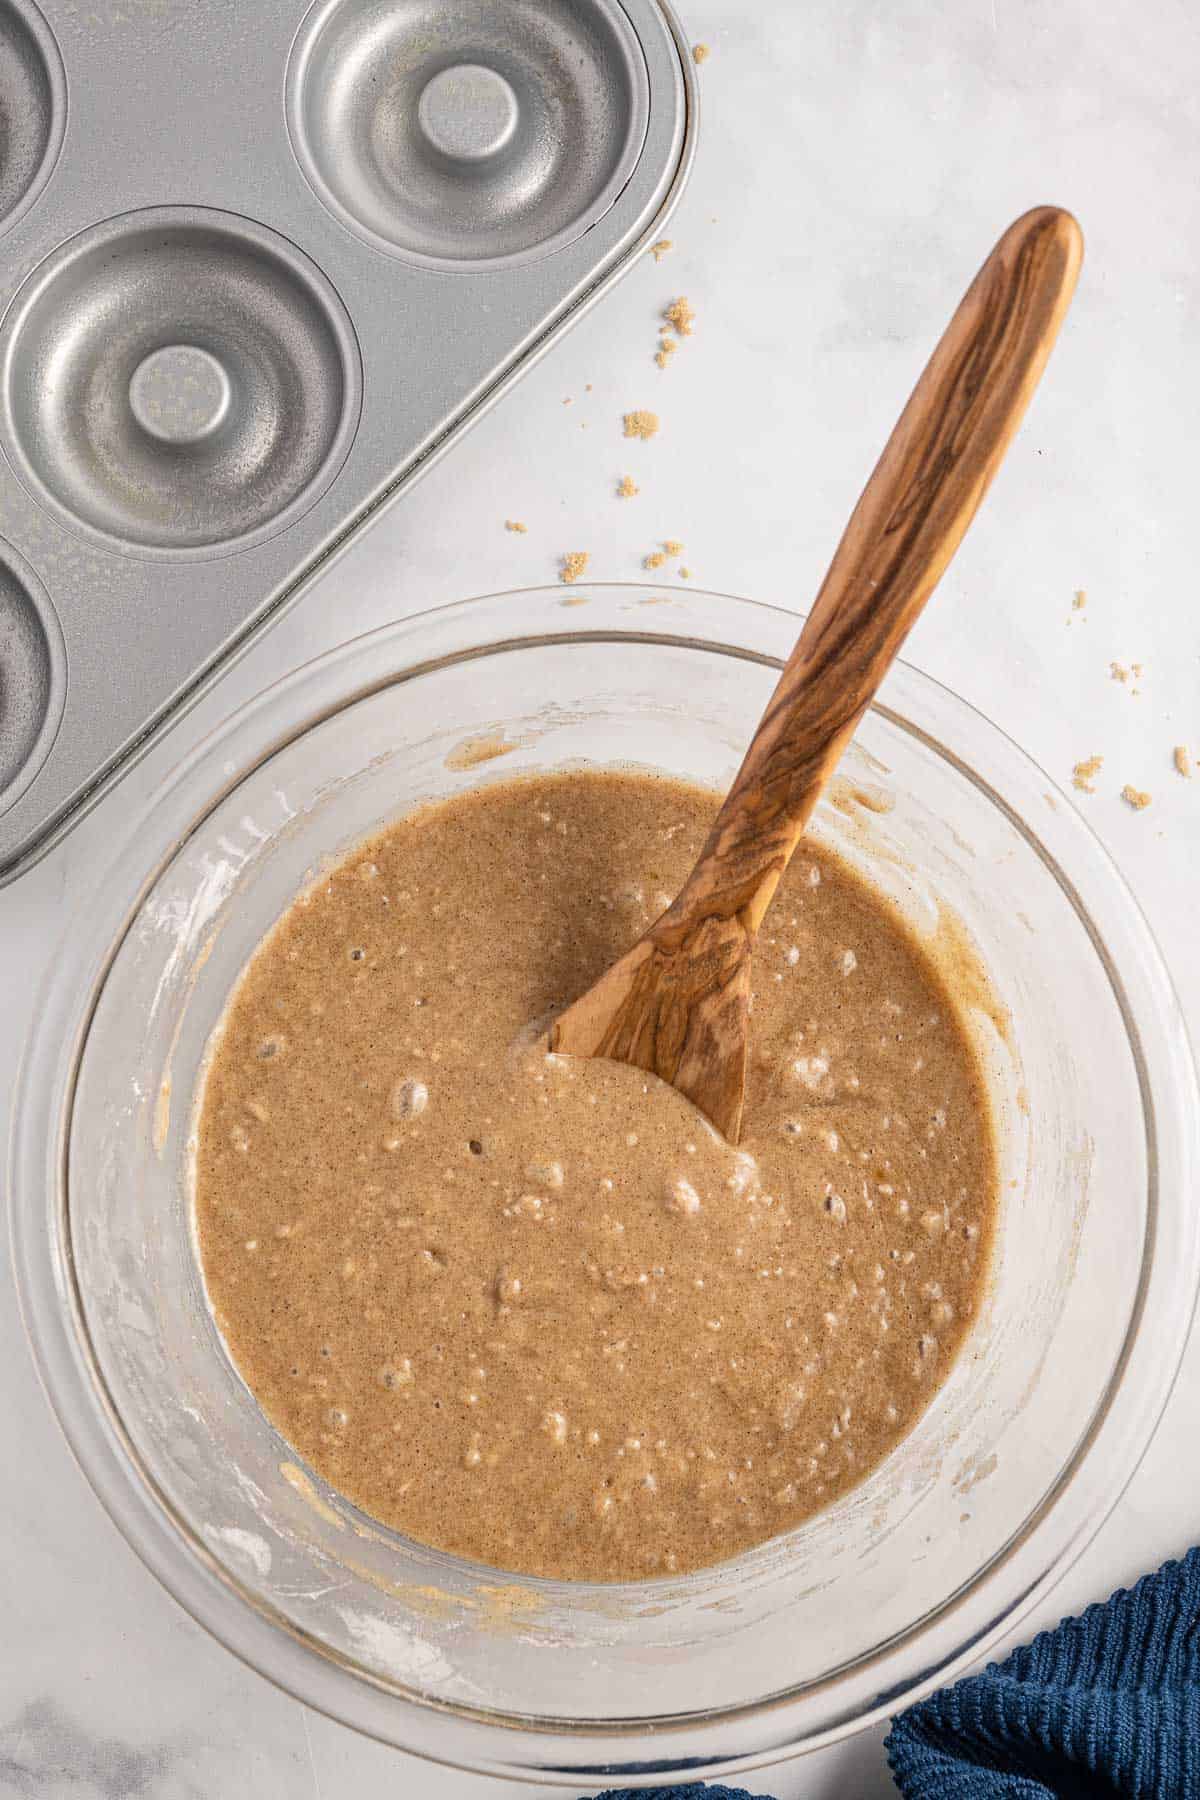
[195,770,996,1580]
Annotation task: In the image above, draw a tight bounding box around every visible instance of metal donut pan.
[0,0,695,882]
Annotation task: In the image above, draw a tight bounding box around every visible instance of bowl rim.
[10,582,1200,1785]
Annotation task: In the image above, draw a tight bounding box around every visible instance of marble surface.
[3,0,1199,1793]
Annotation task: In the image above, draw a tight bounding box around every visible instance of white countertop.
[3,1,1198,1793]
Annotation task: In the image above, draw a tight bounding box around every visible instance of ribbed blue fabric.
[886,1549,1200,1798]
[594,1788,759,1800]
[592,1548,1200,1800]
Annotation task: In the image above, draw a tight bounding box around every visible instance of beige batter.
[195,771,996,1581]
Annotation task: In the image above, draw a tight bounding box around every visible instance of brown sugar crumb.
[1110,662,1129,683]
[1073,589,1087,610]
[653,298,695,369]
[693,42,710,62]
[1121,784,1152,811]
[663,538,684,555]
[649,239,673,262]
[1072,754,1103,794]
[679,566,692,579]
[504,519,527,534]
[559,551,589,584]
[1174,745,1192,778]
[617,474,639,498]
[624,410,660,441]
[663,296,696,338]
[643,551,667,570]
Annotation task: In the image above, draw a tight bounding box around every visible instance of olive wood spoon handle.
[551,205,1083,1142]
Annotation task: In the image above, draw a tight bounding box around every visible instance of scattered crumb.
[617,474,639,498]
[1073,589,1087,610]
[663,538,683,555]
[663,296,696,338]
[1174,745,1192,779]
[643,551,667,570]
[504,519,527,534]
[560,595,588,608]
[559,551,589,584]
[585,383,593,393]
[562,396,572,406]
[1121,784,1152,811]
[693,42,710,62]
[623,410,660,440]
[653,298,695,369]
[679,566,692,579]
[649,239,672,262]
[1072,755,1103,794]
[1111,658,1145,695]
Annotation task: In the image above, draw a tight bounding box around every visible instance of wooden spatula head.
[551,904,753,1142]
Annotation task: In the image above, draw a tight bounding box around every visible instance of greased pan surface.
[0,0,694,881]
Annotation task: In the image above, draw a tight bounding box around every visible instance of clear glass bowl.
[11,585,1199,1786]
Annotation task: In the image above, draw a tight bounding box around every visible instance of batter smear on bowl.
[195,770,997,1581]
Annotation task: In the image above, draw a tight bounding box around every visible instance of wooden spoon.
[550,204,1083,1142]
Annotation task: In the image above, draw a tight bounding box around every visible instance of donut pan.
[0,0,695,881]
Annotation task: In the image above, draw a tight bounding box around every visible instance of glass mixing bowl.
[11,585,1199,1786]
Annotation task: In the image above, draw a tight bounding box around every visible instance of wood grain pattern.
[551,206,1084,1141]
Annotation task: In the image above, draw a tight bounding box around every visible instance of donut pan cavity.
[0,0,694,881]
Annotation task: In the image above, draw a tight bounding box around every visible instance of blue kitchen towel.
[593,1547,1200,1800]
[594,1789,758,1800]
[886,1548,1200,1797]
